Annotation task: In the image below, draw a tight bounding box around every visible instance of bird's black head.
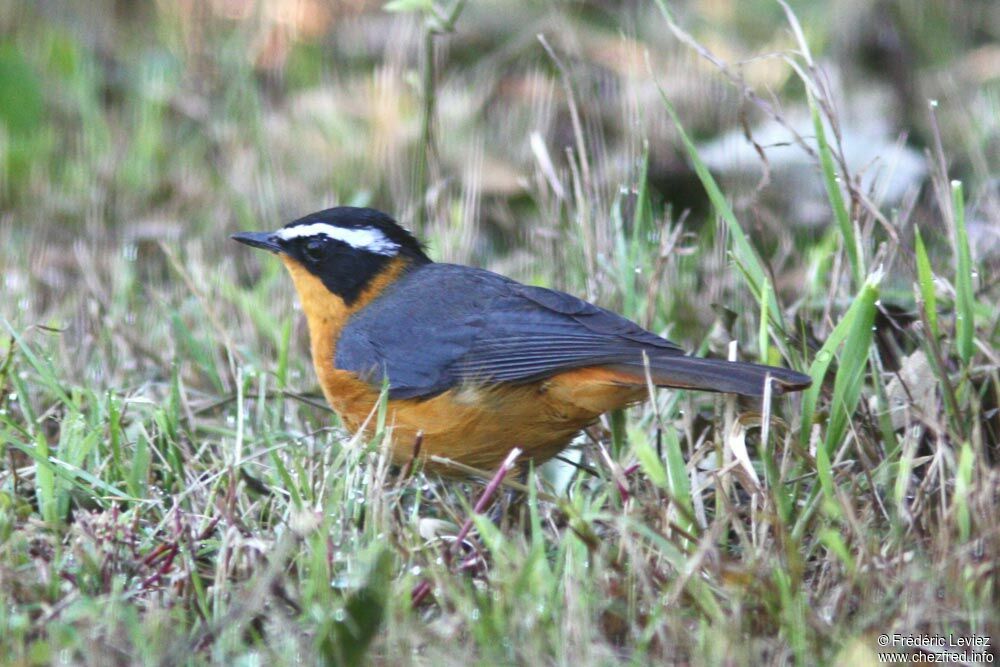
[232,207,431,305]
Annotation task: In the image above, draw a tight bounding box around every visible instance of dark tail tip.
[610,356,812,397]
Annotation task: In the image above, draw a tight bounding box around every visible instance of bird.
[232,206,811,472]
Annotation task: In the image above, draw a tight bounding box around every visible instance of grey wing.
[452,282,683,383]
[335,264,684,399]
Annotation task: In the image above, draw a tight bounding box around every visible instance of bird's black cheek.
[317,252,390,306]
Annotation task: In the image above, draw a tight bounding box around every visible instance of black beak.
[230,231,284,253]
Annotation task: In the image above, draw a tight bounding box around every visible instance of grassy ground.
[1,1,998,664]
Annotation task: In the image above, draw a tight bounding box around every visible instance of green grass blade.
[951,180,974,366]
[823,272,881,455]
[773,566,809,663]
[633,436,668,490]
[953,442,973,542]
[317,547,391,667]
[10,439,132,504]
[914,227,939,341]
[815,442,840,520]
[870,349,900,462]
[33,431,58,525]
[809,92,863,288]
[106,392,124,481]
[819,529,855,576]
[609,408,627,459]
[127,427,152,499]
[893,431,916,519]
[632,140,651,236]
[662,426,694,535]
[2,319,76,410]
[799,272,882,449]
[759,277,771,364]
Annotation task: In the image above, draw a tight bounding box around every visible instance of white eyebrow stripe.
[275,223,400,256]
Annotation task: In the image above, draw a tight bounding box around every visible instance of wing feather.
[335,264,686,399]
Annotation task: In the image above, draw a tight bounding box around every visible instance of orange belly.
[318,365,646,471]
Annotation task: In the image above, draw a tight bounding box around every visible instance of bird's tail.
[605,355,812,397]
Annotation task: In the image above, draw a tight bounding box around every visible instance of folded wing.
[335,264,810,399]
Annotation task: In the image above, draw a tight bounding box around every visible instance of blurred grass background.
[0,0,998,664]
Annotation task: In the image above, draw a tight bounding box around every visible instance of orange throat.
[280,255,412,425]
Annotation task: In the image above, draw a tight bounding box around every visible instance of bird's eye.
[303,239,325,262]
